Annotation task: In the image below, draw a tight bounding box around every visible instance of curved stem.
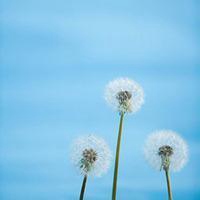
[165,170,173,200]
[112,113,124,200]
[79,175,87,200]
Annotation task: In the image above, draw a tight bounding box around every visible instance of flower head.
[104,78,144,114]
[143,130,188,172]
[70,134,112,177]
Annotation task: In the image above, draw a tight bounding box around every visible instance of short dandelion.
[144,130,188,200]
[104,77,144,200]
[70,134,112,200]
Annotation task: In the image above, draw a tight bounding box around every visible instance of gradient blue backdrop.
[0,0,199,199]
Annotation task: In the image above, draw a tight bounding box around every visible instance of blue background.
[0,0,199,199]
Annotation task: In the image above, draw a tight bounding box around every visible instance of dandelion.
[105,78,144,114]
[70,134,112,200]
[144,130,188,200]
[104,78,144,200]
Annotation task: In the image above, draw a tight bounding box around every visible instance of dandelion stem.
[79,175,87,200]
[112,113,124,200]
[165,169,173,200]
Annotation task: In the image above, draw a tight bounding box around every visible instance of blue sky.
[0,0,200,199]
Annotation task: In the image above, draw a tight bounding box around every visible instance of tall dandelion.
[144,130,188,200]
[70,134,112,200]
[105,78,144,200]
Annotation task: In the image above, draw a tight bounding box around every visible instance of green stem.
[165,170,173,200]
[112,113,124,200]
[79,175,87,200]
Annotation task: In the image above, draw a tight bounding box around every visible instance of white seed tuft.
[143,130,188,172]
[70,134,112,177]
[104,78,144,114]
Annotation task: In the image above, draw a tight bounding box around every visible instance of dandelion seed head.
[70,134,112,177]
[104,78,144,114]
[144,130,188,172]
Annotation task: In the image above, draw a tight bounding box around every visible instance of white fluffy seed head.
[70,134,112,177]
[143,130,188,172]
[104,78,144,114]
